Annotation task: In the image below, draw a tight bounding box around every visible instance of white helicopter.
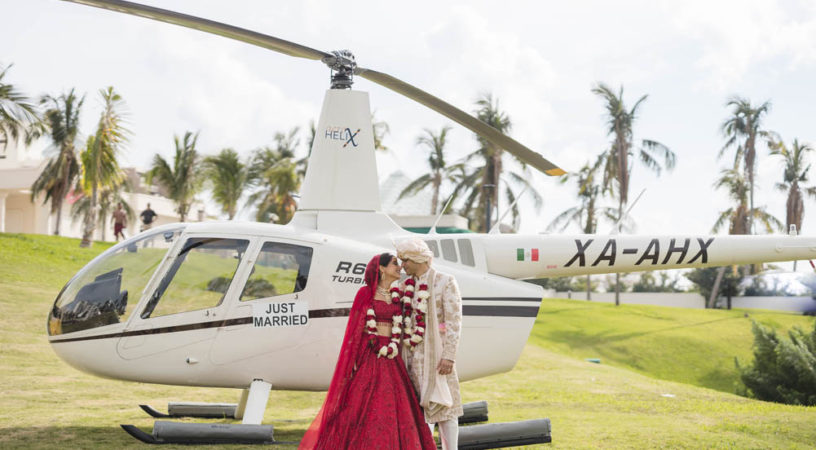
[47,0,816,446]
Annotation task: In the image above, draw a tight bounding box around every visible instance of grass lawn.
[533,298,816,393]
[1,233,814,448]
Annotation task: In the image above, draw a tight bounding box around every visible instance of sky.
[3,0,816,275]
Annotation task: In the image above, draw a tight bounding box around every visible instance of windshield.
[47,226,184,336]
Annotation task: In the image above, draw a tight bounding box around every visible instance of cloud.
[669,0,816,91]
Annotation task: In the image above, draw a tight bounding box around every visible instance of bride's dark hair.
[379,252,395,267]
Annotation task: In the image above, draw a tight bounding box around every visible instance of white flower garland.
[401,278,429,347]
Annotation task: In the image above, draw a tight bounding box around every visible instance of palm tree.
[70,180,133,242]
[248,128,303,224]
[592,82,675,305]
[372,112,389,152]
[769,139,816,238]
[709,168,781,307]
[203,148,250,220]
[547,163,617,300]
[592,83,676,217]
[398,126,463,214]
[547,163,618,234]
[0,63,44,155]
[453,163,542,232]
[78,87,129,247]
[254,158,300,224]
[298,120,316,178]
[453,93,543,232]
[146,131,202,222]
[720,97,773,234]
[31,89,85,235]
[711,168,783,235]
[306,120,316,154]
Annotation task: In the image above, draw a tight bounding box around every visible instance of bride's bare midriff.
[376,323,392,336]
[373,296,394,336]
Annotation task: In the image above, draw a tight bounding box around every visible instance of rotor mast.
[322,50,357,89]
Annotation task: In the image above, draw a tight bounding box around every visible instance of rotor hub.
[322,50,357,89]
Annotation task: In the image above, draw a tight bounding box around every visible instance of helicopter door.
[209,240,314,365]
[117,236,250,360]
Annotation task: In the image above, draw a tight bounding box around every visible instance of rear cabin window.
[241,242,313,301]
[425,240,440,258]
[141,237,249,318]
[440,239,458,262]
[458,239,475,266]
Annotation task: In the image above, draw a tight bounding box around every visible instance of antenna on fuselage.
[610,188,646,234]
[429,194,458,234]
[488,184,530,234]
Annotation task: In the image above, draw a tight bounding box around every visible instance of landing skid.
[459,400,489,424]
[120,422,279,445]
[457,418,552,449]
[139,403,237,419]
[121,425,161,444]
[130,394,548,448]
[138,405,170,418]
[141,400,490,422]
[123,380,284,445]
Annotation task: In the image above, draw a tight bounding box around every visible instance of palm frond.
[712,209,734,233]
[397,174,433,201]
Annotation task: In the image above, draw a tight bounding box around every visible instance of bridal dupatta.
[297,256,379,448]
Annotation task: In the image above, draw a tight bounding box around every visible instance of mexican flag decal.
[517,248,539,261]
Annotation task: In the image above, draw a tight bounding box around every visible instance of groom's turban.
[395,238,434,264]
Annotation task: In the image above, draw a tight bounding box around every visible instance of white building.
[379,171,469,232]
[0,140,206,240]
[379,170,521,233]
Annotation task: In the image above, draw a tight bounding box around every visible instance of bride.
[298,253,436,449]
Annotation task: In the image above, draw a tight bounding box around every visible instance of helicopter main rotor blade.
[356,67,566,176]
[62,0,567,176]
[61,0,330,61]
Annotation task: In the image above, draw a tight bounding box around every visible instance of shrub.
[685,266,741,308]
[736,320,816,406]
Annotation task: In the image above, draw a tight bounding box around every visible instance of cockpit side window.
[141,237,249,319]
[240,242,313,301]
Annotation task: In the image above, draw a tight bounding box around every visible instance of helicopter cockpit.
[47,223,317,338]
[47,225,185,336]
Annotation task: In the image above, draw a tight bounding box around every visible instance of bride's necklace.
[366,281,403,359]
[375,285,389,297]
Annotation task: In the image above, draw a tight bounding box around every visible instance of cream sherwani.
[404,268,464,423]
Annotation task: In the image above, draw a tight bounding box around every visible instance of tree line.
[544,84,815,307]
[2,61,813,265]
[1,62,544,247]
[0,64,317,245]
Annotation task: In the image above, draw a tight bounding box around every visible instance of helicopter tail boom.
[477,234,816,279]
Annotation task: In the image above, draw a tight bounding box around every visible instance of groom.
[396,238,463,450]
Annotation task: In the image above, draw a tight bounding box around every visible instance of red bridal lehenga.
[298,256,436,450]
